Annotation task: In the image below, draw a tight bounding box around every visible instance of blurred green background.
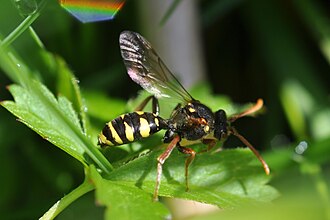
[0,0,329,219]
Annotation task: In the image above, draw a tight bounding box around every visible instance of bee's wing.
[119,31,194,103]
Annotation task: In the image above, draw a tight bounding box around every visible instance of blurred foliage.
[0,0,329,219]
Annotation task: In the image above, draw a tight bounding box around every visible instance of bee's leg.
[229,127,270,175]
[202,138,218,152]
[229,99,263,122]
[134,95,160,115]
[177,145,196,192]
[154,135,181,201]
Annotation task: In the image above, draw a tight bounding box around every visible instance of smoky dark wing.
[119,31,193,103]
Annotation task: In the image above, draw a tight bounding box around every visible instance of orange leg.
[154,135,181,201]
[229,99,263,122]
[202,138,218,152]
[178,146,196,192]
[229,127,270,175]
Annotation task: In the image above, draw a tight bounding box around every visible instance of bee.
[98,31,270,201]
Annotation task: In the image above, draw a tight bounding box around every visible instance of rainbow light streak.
[60,0,125,23]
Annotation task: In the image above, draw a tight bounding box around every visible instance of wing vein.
[119,31,194,103]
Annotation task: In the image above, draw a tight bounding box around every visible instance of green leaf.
[0,42,112,174]
[90,166,170,220]
[105,148,278,208]
[1,80,112,173]
[55,55,90,134]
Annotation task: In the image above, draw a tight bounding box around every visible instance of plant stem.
[1,0,47,48]
[29,27,45,49]
[39,177,94,220]
[1,11,40,48]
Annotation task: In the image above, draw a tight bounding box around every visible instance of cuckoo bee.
[98,31,270,201]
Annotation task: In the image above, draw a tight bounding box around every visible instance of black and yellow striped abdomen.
[98,111,167,147]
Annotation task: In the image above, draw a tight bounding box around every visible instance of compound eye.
[214,109,228,140]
